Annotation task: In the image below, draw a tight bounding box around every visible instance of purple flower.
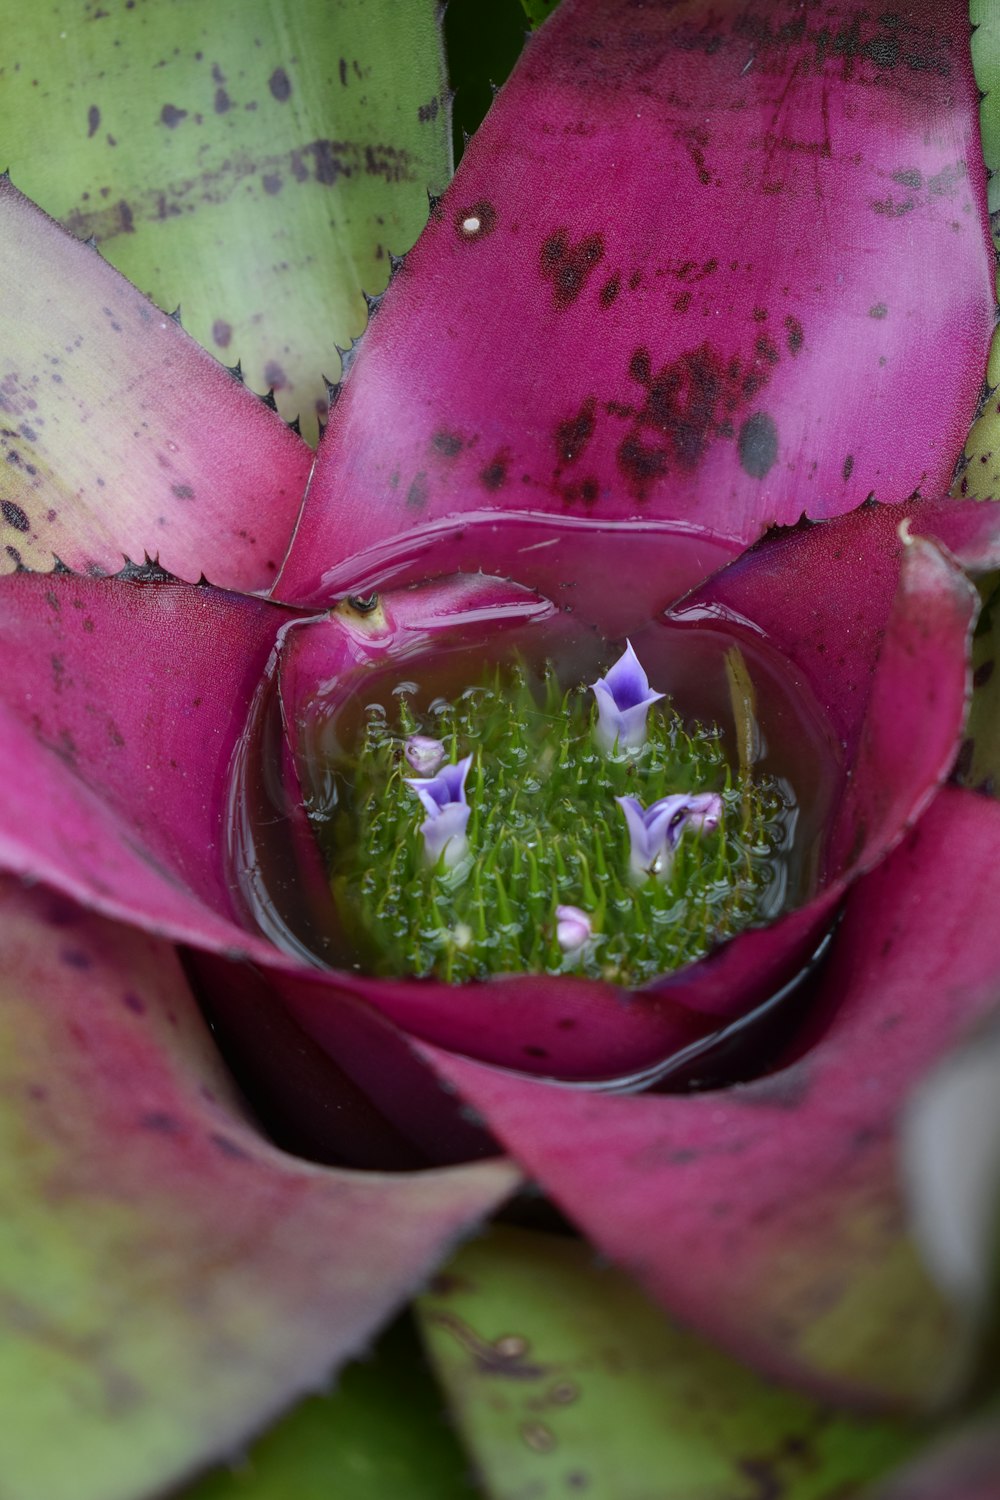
[555,905,592,953]
[684,793,724,836]
[590,641,665,755]
[406,754,473,869]
[616,793,710,883]
[404,734,446,776]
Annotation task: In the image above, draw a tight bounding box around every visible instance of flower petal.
[422,788,1000,1408]
[275,0,992,603]
[0,879,517,1500]
[0,179,311,590]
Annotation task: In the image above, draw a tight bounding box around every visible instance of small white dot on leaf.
[461,215,482,236]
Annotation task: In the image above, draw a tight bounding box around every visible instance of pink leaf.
[0,572,290,959]
[0,179,312,591]
[275,0,993,606]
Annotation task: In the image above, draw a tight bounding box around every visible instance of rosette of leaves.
[2,3,1000,1499]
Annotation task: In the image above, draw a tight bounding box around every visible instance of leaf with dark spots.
[480,450,509,491]
[454,199,497,239]
[417,1229,917,1500]
[2,502,29,533]
[268,66,292,103]
[554,397,596,466]
[0,179,311,588]
[431,431,464,458]
[616,340,774,497]
[406,471,429,510]
[277,0,991,598]
[540,228,605,310]
[0,0,452,446]
[738,411,779,480]
[0,879,516,1500]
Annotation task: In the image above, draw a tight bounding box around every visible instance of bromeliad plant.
[3,1,1000,1497]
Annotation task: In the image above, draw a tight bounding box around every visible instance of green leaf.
[416,1227,919,1500]
[951,0,1000,498]
[0,879,516,1500]
[518,0,562,26]
[955,573,1000,795]
[0,0,452,443]
[971,0,1000,218]
[179,1315,478,1500]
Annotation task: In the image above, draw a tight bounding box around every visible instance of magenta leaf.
[422,787,1000,1409]
[0,178,312,590]
[0,878,517,1500]
[0,571,293,960]
[190,953,498,1171]
[275,0,993,606]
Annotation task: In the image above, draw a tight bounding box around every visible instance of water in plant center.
[229,606,840,986]
[322,659,794,984]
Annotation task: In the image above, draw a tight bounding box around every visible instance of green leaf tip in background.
[956,572,1000,795]
[417,1227,919,1500]
[953,0,1000,500]
[178,1315,477,1500]
[971,0,1000,219]
[0,0,452,444]
[519,0,562,28]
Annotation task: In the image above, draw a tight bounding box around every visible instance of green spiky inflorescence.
[316,661,795,986]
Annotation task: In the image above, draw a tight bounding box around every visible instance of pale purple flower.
[555,904,592,953]
[683,792,724,835]
[404,733,446,776]
[406,754,473,868]
[590,640,665,755]
[616,793,704,883]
